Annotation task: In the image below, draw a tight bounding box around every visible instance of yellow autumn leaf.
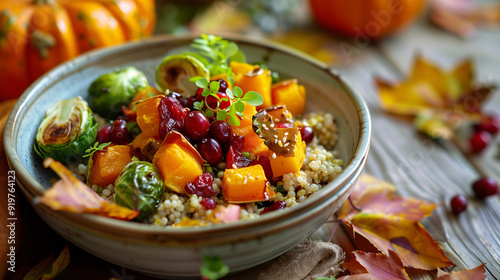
[377,56,496,139]
[24,243,70,280]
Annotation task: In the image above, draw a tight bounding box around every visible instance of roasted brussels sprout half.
[34,97,97,165]
[114,159,165,219]
[156,54,209,98]
[88,67,148,119]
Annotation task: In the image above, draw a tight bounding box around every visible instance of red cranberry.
[159,118,175,139]
[469,131,491,153]
[251,155,273,178]
[206,92,231,110]
[184,111,210,141]
[110,119,129,144]
[197,138,223,166]
[96,124,112,143]
[472,177,499,199]
[229,134,245,151]
[300,126,315,144]
[200,197,216,210]
[261,201,286,214]
[474,114,500,135]
[209,121,231,144]
[450,194,467,214]
[216,79,228,93]
[185,173,216,197]
[226,146,252,169]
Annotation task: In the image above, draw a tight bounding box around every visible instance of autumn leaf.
[437,264,486,280]
[24,243,70,280]
[339,250,410,280]
[377,56,496,139]
[39,158,139,220]
[338,175,454,270]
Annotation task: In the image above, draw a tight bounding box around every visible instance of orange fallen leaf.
[377,56,496,139]
[338,175,454,270]
[24,243,70,280]
[437,264,486,280]
[39,158,138,220]
[340,250,410,280]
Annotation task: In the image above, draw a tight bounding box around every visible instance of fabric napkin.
[227,239,345,280]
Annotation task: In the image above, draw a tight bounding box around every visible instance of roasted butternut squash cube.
[230,103,268,155]
[153,131,204,194]
[271,79,306,115]
[88,145,133,187]
[136,96,162,138]
[230,61,272,110]
[269,131,306,177]
[222,165,275,203]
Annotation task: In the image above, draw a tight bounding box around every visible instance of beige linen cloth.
[228,239,345,280]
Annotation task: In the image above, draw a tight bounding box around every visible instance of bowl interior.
[6,35,369,230]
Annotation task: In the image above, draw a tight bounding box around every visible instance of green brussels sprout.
[34,97,97,165]
[114,159,165,219]
[88,67,148,119]
[156,54,209,98]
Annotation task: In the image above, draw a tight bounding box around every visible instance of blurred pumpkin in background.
[308,0,426,40]
[0,0,156,102]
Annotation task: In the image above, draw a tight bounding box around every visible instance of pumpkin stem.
[33,0,56,5]
[32,29,56,59]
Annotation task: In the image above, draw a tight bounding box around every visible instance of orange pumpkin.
[0,0,156,101]
[308,0,426,39]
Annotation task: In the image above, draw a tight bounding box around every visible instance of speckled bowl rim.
[4,33,371,238]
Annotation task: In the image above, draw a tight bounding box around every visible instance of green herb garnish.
[190,34,245,85]
[277,185,286,195]
[191,78,264,126]
[200,256,229,280]
[83,142,111,158]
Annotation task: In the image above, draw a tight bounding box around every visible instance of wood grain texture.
[336,19,500,278]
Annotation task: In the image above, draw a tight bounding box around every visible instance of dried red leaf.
[39,158,139,220]
[437,264,486,280]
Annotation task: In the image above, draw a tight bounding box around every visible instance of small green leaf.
[225,88,234,99]
[205,109,214,117]
[202,89,211,97]
[233,86,243,98]
[241,91,264,106]
[222,42,239,57]
[314,276,336,280]
[277,185,286,195]
[217,110,227,121]
[195,78,208,89]
[230,50,246,63]
[227,114,240,126]
[83,142,111,158]
[200,256,229,280]
[234,101,245,113]
[193,101,204,111]
[210,81,220,94]
[229,76,235,87]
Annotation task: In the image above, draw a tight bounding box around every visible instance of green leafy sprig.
[190,34,246,85]
[200,256,229,280]
[191,77,263,126]
[83,142,111,158]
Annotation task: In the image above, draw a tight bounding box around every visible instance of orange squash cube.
[269,131,306,177]
[271,79,306,115]
[88,145,133,187]
[231,61,272,110]
[222,165,275,203]
[230,102,268,155]
[153,131,204,194]
[136,96,162,138]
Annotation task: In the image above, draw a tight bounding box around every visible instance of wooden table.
[2,13,500,280]
[329,17,500,279]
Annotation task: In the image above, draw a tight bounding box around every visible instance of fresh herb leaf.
[315,276,336,280]
[194,101,204,111]
[195,78,208,88]
[241,91,264,106]
[217,110,227,121]
[83,142,111,158]
[200,256,229,280]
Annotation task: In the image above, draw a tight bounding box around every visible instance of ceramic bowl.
[4,34,370,279]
